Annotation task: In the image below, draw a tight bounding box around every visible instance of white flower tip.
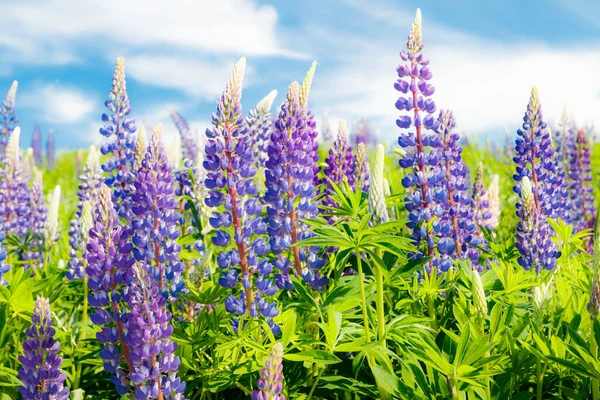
[169,133,182,167]
[300,61,317,106]
[256,90,278,114]
[5,80,18,107]
[337,119,348,138]
[226,57,247,102]
[288,81,300,104]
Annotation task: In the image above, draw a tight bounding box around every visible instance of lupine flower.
[67,200,94,281]
[252,343,285,400]
[170,109,199,162]
[472,162,491,230]
[513,87,562,272]
[31,124,43,167]
[18,296,70,400]
[86,184,135,395]
[0,231,9,286]
[44,185,61,248]
[46,128,55,170]
[352,117,374,146]
[352,143,370,192]
[368,144,390,225]
[437,110,481,268]
[130,124,184,300]
[191,152,212,235]
[132,126,146,173]
[21,147,35,182]
[0,127,32,238]
[322,120,355,208]
[203,58,280,332]
[321,110,333,142]
[553,105,575,170]
[68,146,103,280]
[588,232,600,318]
[0,80,18,160]
[265,81,326,291]
[483,175,500,230]
[567,129,595,233]
[395,9,449,272]
[23,168,47,267]
[246,90,277,170]
[298,62,321,188]
[100,57,137,217]
[471,271,487,320]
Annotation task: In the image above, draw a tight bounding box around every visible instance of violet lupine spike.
[353,143,370,192]
[100,57,137,218]
[553,105,575,171]
[31,124,43,167]
[352,117,374,146]
[130,124,184,300]
[18,296,70,400]
[0,80,18,160]
[472,162,491,230]
[86,184,135,395]
[246,90,277,171]
[68,146,103,280]
[395,9,448,272]
[299,62,321,188]
[0,231,8,286]
[252,342,285,400]
[483,175,500,230]
[567,129,596,234]
[437,110,481,269]
[322,120,355,206]
[127,263,186,399]
[169,109,199,162]
[22,168,47,268]
[513,87,561,272]
[265,81,326,291]
[46,128,55,170]
[203,58,280,333]
[0,127,32,238]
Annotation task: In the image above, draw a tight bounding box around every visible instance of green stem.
[307,367,325,400]
[428,296,438,330]
[374,249,386,345]
[356,251,371,342]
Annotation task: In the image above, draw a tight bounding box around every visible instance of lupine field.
[2,8,600,400]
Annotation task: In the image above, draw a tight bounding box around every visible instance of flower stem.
[374,249,386,345]
[355,251,370,342]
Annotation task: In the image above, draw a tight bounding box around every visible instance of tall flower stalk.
[18,296,70,400]
[31,124,43,167]
[46,129,55,170]
[472,162,492,231]
[100,57,137,217]
[203,58,280,332]
[0,80,18,160]
[252,343,285,400]
[246,90,277,171]
[23,168,47,268]
[170,109,199,162]
[353,143,370,193]
[567,129,595,234]
[513,87,563,272]
[265,81,326,291]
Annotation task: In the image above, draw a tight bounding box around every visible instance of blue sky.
[1,0,599,150]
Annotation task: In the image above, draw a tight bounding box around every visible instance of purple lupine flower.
[0,128,32,238]
[127,262,186,399]
[513,87,561,272]
[265,82,326,291]
[553,106,575,170]
[252,343,285,400]
[22,169,47,268]
[31,124,43,167]
[86,184,135,395]
[100,57,137,217]
[395,9,449,272]
[46,128,55,170]
[18,296,70,400]
[203,58,280,333]
[352,117,374,146]
[567,129,595,234]
[437,110,481,268]
[353,143,370,193]
[298,62,322,189]
[68,146,103,280]
[483,175,500,230]
[472,162,491,230]
[322,120,355,207]
[321,111,333,142]
[170,109,199,162]
[247,90,277,171]
[130,124,184,300]
[0,231,9,286]
[0,81,18,160]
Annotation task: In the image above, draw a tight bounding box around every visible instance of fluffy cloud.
[20,83,96,124]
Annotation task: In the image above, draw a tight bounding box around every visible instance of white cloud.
[20,83,96,124]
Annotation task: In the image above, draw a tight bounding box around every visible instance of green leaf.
[284,350,342,365]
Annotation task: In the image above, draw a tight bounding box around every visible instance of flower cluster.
[321,120,355,207]
[352,117,374,146]
[100,57,137,217]
[567,129,595,233]
[22,169,47,267]
[483,175,500,230]
[31,124,43,167]
[46,129,55,170]
[203,58,280,332]
[68,146,103,280]
[472,163,492,230]
[170,109,199,163]
[353,143,370,193]
[246,90,277,170]
[368,144,390,225]
[18,296,70,400]
[44,185,61,248]
[0,80,18,160]
[513,87,563,272]
[395,9,447,272]
[0,231,8,286]
[320,111,333,142]
[298,62,321,188]
[252,343,285,400]
[265,81,326,291]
